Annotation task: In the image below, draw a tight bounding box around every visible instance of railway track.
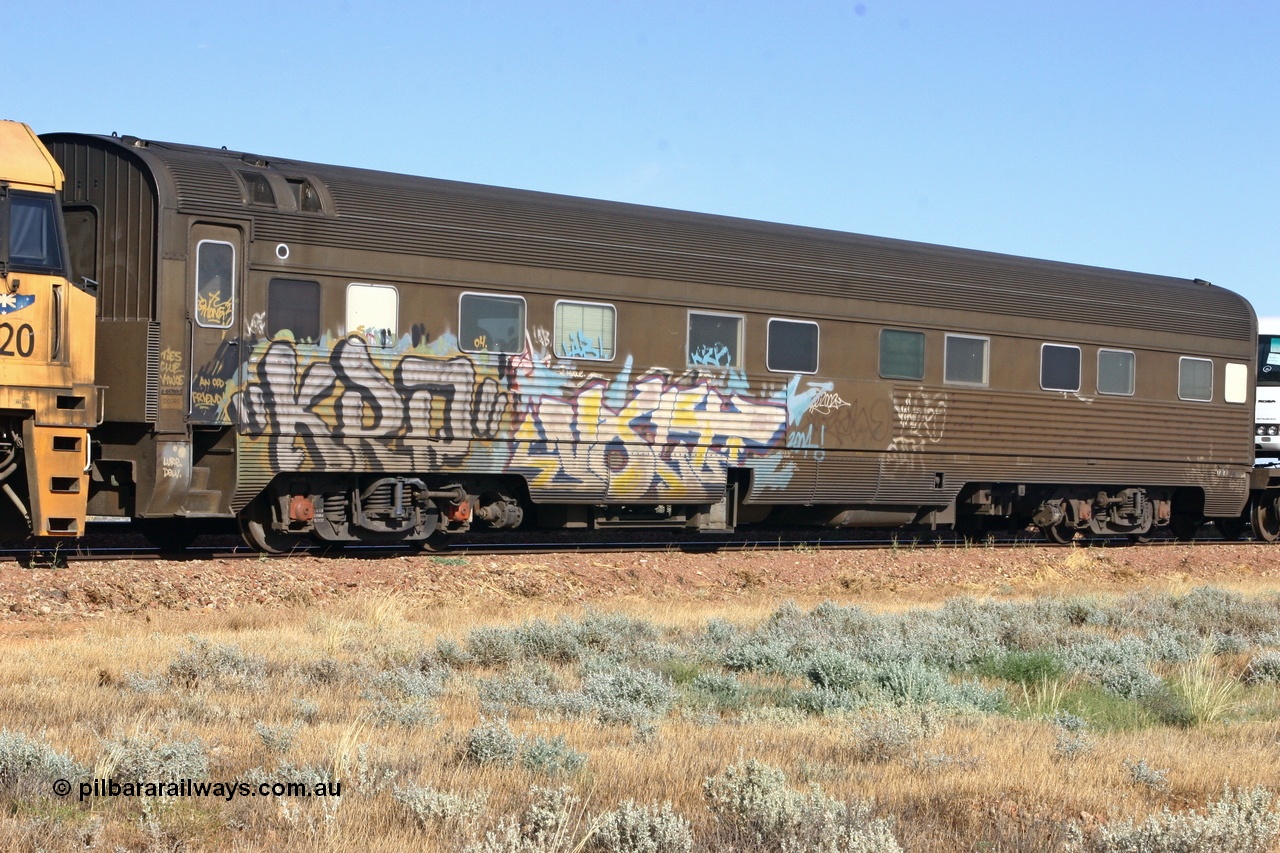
[0,522,1255,565]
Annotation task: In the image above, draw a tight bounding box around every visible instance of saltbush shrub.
[1068,785,1280,853]
[0,729,84,795]
[588,800,693,853]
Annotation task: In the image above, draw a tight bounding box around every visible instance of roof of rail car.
[44,131,1256,343]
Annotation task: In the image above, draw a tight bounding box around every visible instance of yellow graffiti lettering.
[197,290,234,326]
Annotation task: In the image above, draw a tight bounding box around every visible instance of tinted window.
[554,301,615,360]
[460,293,525,354]
[1259,336,1280,387]
[195,240,235,329]
[239,171,275,206]
[8,193,66,275]
[944,334,988,385]
[288,178,324,213]
[1040,344,1081,392]
[1179,357,1212,401]
[688,312,742,368]
[766,319,818,373]
[346,282,398,347]
[879,329,925,380]
[268,278,321,343]
[1097,349,1135,396]
[63,207,97,286]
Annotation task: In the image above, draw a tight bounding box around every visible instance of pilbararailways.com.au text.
[54,778,343,802]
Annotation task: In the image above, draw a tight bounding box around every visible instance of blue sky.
[13,2,1280,315]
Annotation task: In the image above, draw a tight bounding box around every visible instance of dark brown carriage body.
[42,131,1257,546]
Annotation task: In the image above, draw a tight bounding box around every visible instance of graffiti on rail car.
[233,337,508,472]
[508,362,788,499]
[889,390,948,451]
[230,335,796,496]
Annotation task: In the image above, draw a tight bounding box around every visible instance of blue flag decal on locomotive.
[0,293,35,315]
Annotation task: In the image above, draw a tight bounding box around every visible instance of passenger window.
[554,301,615,360]
[1178,357,1213,401]
[1097,349,1135,396]
[766,319,819,374]
[346,283,398,348]
[879,329,925,380]
[944,334,988,386]
[687,312,743,368]
[268,278,321,344]
[460,292,526,354]
[195,240,235,329]
[1040,344,1081,392]
[1224,362,1248,404]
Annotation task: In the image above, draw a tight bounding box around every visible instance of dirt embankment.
[3,542,1278,632]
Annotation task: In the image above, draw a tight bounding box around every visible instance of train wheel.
[238,498,306,555]
[1216,516,1248,541]
[1252,497,1280,543]
[1127,532,1153,545]
[1041,523,1076,545]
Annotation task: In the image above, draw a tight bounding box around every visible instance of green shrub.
[975,650,1065,685]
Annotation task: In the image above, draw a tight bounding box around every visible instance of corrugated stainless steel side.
[893,388,1252,465]
[166,158,243,209]
[44,137,157,321]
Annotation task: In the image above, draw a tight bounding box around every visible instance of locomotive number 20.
[0,322,36,358]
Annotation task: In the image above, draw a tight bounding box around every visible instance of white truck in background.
[1256,318,1280,460]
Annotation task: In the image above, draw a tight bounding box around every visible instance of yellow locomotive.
[0,120,98,538]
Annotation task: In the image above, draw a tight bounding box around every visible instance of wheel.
[1127,532,1153,545]
[1169,515,1202,542]
[1252,497,1280,543]
[1041,523,1077,545]
[1216,516,1248,541]
[237,498,307,555]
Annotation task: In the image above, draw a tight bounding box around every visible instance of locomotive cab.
[0,121,99,538]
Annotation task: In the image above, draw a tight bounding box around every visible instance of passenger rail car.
[0,122,99,539]
[42,131,1258,551]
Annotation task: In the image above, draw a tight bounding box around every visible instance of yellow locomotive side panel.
[0,121,63,192]
[0,121,99,537]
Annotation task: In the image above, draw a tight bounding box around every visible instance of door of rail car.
[187,222,243,425]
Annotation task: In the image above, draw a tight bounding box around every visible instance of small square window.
[346,283,397,348]
[1098,349,1135,396]
[688,312,742,368]
[766,319,819,374]
[1178,357,1213,401]
[460,292,526,354]
[1041,344,1081,392]
[268,278,321,344]
[554,301,615,360]
[944,334,988,386]
[880,329,925,380]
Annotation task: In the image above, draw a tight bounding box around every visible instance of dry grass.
[2,589,1280,852]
